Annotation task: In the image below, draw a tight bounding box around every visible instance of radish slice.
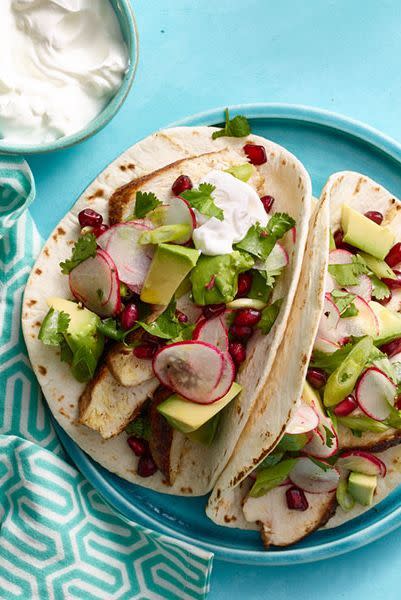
[208,354,236,401]
[345,274,372,302]
[314,337,341,354]
[390,352,401,364]
[356,367,396,421]
[286,404,319,435]
[289,457,340,494]
[302,423,339,458]
[337,451,387,477]
[153,341,232,404]
[329,249,354,265]
[317,294,341,342]
[337,295,379,338]
[163,197,196,243]
[69,249,121,317]
[261,243,289,272]
[193,316,229,353]
[97,221,154,293]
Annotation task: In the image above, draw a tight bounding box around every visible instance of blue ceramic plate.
[54,104,401,564]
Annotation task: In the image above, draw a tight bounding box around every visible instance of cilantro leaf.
[60,233,97,274]
[331,290,359,318]
[97,317,138,342]
[236,213,295,260]
[328,255,369,286]
[323,425,335,448]
[125,416,151,440]
[137,300,187,341]
[248,269,273,303]
[311,342,356,373]
[39,309,70,346]
[71,345,98,382]
[134,191,162,218]
[181,183,223,221]
[257,298,283,334]
[212,108,251,140]
[371,274,391,301]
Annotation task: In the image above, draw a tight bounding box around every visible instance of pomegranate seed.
[134,344,157,359]
[229,341,246,366]
[386,243,401,268]
[364,211,383,225]
[382,270,401,289]
[230,324,253,340]
[333,230,357,253]
[380,337,401,358]
[202,304,226,319]
[396,395,401,410]
[172,175,193,196]
[286,486,309,511]
[120,303,139,330]
[93,223,109,237]
[176,310,188,323]
[333,394,358,416]
[78,208,103,228]
[127,436,148,457]
[243,143,267,165]
[237,272,252,297]
[306,367,327,389]
[260,195,275,214]
[137,455,158,477]
[234,308,261,327]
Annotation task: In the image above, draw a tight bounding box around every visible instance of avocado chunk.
[157,382,242,433]
[186,414,221,446]
[140,243,200,305]
[358,252,396,280]
[348,472,377,506]
[341,204,394,260]
[46,297,104,382]
[370,300,401,345]
[190,251,254,305]
[139,224,191,245]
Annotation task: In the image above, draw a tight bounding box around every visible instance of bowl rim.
[0,0,139,156]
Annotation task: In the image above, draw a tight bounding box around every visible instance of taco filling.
[37,148,296,483]
[242,199,401,546]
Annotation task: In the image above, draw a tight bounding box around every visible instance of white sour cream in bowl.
[0,0,133,150]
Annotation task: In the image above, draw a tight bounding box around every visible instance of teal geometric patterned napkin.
[0,162,213,599]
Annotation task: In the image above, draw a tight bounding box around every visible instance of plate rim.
[53,103,401,565]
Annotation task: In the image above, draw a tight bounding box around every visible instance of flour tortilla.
[22,126,312,496]
[206,171,401,537]
[206,193,330,525]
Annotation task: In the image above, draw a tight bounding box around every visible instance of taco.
[206,171,401,546]
[22,119,312,495]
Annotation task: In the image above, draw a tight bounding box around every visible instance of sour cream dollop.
[192,170,268,256]
[0,0,128,145]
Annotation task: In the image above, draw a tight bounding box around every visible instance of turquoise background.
[26,1,401,598]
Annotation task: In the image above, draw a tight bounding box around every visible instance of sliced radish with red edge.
[260,243,289,272]
[329,249,354,265]
[314,337,341,354]
[69,249,121,317]
[193,315,229,353]
[153,341,233,404]
[337,295,379,338]
[286,404,319,435]
[356,367,396,421]
[302,423,339,458]
[97,221,154,293]
[317,294,341,342]
[337,450,386,477]
[345,274,372,302]
[163,196,196,243]
[289,457,340,494]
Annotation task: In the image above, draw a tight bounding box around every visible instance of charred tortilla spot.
[88,189,104,200]
[119,165,127,171]
[57,227,66,236]
[224,515,237,523]
[180,486,193,493]
[353,177,365,195]
[35,268,42,275]
[38,365,47,375]
[34,321,41,328]
[27,299,37,307]
[281,159,287,166]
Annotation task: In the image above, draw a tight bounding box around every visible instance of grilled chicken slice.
[148,386,185,485]
[243,485,337,547]
[79,364,158,439]
[106,343,154,387]
[338,425,401,453]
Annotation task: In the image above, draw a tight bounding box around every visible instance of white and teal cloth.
[0,158,213,599]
